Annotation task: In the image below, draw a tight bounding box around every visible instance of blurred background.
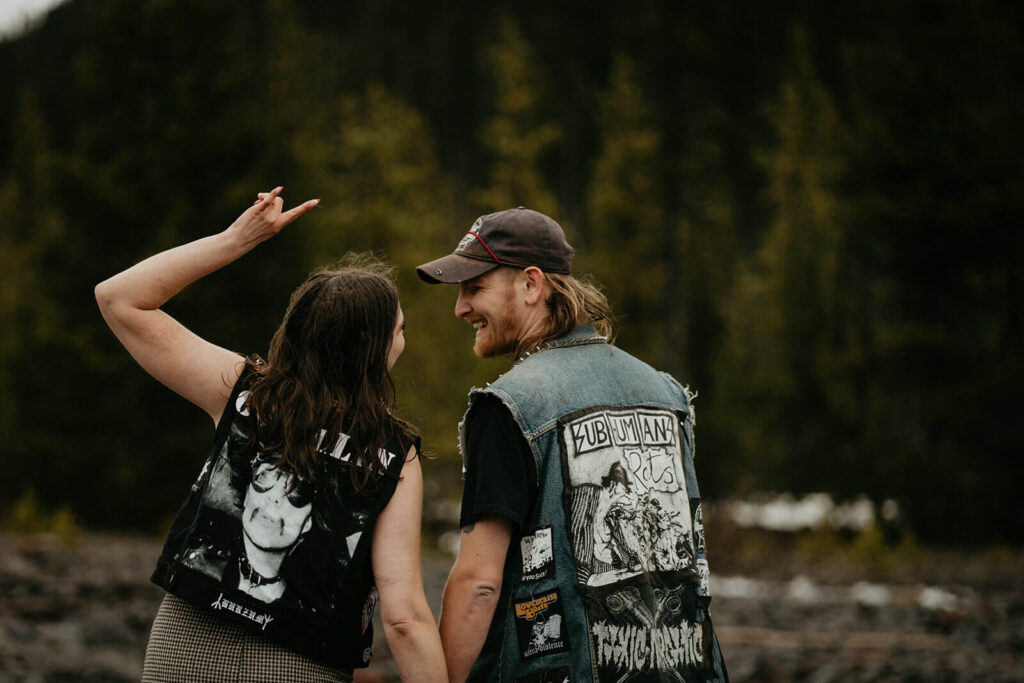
[1,0,1021,681]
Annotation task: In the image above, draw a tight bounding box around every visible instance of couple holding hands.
[96,187,728,682]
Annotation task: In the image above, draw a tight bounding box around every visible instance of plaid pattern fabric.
[142,594,354,682]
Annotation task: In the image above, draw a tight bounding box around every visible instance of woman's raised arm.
[95,186,319,424]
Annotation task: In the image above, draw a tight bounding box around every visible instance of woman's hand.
[226,186,321,250]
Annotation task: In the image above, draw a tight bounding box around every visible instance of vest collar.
[517,324,607,364]
[545,323,606,349]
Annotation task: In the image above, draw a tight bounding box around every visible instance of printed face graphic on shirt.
[242,461,314,552]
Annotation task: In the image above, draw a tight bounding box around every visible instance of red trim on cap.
[465,232,505,265]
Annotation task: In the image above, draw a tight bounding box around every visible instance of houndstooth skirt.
[142,594,354,682]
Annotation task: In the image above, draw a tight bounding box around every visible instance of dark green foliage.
[1,0,1020,543]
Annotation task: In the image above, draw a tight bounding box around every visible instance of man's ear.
[521,267,546,305]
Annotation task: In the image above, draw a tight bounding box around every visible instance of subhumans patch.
[513,590,570,660]
[561,406,697,586]
[520,526,555,583]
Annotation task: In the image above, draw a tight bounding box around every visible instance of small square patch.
[514,666,570,683]
[520,526,555,583]
[513,590,570,660]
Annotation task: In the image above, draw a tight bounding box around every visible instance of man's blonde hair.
[514,272,614,359]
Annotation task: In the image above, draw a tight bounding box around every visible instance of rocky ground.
[1,521,1022,682]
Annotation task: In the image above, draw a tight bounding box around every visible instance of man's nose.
[455,292,470,318]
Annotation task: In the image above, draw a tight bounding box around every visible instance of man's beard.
[473,323,518,358]
[472,286,520,358]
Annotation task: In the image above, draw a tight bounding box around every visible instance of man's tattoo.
[461,523,475,534]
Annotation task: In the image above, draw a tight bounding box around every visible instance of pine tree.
[585,56,664,361]
[717,26,849,493]
[473,16,561,217]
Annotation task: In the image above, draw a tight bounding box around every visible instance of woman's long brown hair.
[243,254,416,493]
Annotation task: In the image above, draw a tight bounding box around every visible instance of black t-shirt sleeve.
[459,394,537,531]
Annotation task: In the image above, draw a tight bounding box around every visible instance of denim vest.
[461,325,728,682]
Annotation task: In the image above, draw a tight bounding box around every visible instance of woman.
[95,186,446,682]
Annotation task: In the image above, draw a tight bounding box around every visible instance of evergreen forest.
[1,0,1021,544]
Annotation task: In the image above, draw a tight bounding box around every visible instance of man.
[418,207,729,682]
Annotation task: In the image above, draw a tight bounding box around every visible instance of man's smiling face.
[454,268,522,358]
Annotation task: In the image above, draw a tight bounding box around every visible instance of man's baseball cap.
[416,207,574,284]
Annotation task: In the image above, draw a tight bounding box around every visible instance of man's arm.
[439,516,513,683]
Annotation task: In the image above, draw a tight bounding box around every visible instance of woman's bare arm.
[95,187,318,423]
[372,448,448,682]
